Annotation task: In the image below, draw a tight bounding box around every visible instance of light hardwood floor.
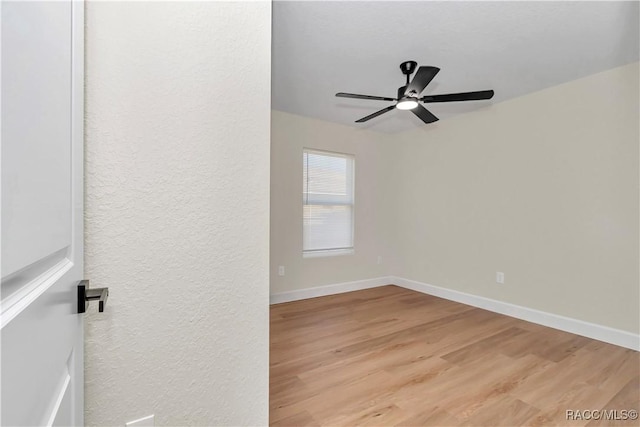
[270,285,639,426]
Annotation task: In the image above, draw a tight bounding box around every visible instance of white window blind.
[303,149,354,255]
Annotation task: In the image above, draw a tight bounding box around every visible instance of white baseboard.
[391,276,640,351]
[270,276,393,305]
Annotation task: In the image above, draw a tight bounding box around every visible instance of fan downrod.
[399,61,417,85]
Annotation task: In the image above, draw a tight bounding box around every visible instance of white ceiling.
[272,1,639,133]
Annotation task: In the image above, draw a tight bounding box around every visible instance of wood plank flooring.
[270,286,639,426]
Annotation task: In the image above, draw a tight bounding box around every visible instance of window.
[303,149,354,257]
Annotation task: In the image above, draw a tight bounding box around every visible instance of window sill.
[303,249,354,258]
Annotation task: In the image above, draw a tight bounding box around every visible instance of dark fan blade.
[411,105,439,124]
[355,105,395,123]
[422,90,494,103]
[404,66,440,96]
[336,92,396,101]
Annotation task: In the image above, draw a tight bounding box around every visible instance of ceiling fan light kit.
[396,99,419,110]
[336,60,495,124]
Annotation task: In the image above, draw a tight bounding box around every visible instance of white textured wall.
[391,63,639,333]
[84,2,270,425]
[270,111,395,294]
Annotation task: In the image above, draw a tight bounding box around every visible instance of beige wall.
[271,63,639,335]
[392,62,639,333]
[84,2,271,425]
[270,111,395,294]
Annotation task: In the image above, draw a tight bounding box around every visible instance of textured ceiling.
[272,1,639,133]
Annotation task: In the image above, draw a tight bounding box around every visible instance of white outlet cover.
[278,266,285,276]
[496,272,505,284]
[126,415,154,427]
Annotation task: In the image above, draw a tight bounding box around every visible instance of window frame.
[302,148,355,258]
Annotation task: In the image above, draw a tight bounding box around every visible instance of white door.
[1,0,85,425]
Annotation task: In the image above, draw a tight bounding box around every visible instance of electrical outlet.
[496,272,505,284]
[377,256,382,265]
[278,266,285,276]
[126,415,154,427]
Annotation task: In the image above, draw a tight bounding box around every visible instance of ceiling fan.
[336,61,494,124]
